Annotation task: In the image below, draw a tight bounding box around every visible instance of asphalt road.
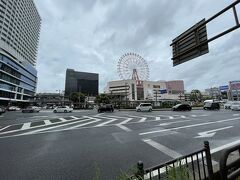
[0,109,240,179]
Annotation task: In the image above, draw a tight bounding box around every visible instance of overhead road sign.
[170,0,240,66]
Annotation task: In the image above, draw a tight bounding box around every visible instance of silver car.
[231,102,240,111]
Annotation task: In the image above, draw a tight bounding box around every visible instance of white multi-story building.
[0,0,41,104]
[104,80,184,101]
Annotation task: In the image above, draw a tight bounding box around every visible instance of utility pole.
[125,82,128,108]
[56,90,62,105]
[155,90,158,107]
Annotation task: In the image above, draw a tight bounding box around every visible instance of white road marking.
[211,139,240,153]
[138,117,147,122]
[65,118,101,130]
[118,118,133,125]
[143,139,182,158]
[59,117,67,122]
[21,117,91,135]
[195,126,233,138]
[44,120,51,126]
[70,116,79,119]
[95,118,117,127]
[191,115,197,117]
[140,117,240,136]
[158,119,193,126]
[181,115,186,118]
[199,114,208,117]
[0,117,85,135]
[116,124,132,132]
[106,115,127,119]
[169,116,174,119]
[21,123,31,130]
[0,125,10,132]
[127,115,147,122]
[155,117,161,121]
[233,114,239,116]
[30,116,48,118]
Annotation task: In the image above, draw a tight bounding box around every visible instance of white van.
[136,103,152,112]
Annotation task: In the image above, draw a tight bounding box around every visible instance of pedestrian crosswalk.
[0,114,209,138]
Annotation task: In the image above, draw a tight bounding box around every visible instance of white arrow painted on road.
[194,126,233,138]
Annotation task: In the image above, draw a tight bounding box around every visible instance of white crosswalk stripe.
[21,123,31,130]
[44,120,52,125]
[70,116,79,119]
[95,118,117,127]
[65,117,102,130]
[155,117,161,121]
[127,115,147,122]
[21,118,91,135]
[0,125,10,132]
[59,117,67,122]
[118,118,133,125]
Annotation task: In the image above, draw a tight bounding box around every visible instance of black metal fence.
[134,141,214,180]
[220,143,240,180]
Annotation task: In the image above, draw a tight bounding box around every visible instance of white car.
[53,106,73,113]
[224,101,233,109]
[231,102,240,111]
[136,103,152,112]
[8,106,21,111]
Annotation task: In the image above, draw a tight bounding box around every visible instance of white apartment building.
[0,0,41,104]
[104,79,184,101]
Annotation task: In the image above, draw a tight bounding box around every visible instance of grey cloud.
[34,0,240,92]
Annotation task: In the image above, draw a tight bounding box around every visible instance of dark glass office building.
[65,69,99,97]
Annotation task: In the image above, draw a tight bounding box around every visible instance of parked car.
[203,102,220,110]
[8,106,21,111]
[98,104,114,113]
[231,102,240,111]
[172,104,192,111]
[136,103,152,112]
[0,107,6,115]
[22,106,40,113]
[53,106,73,113]
[224,101,233,109]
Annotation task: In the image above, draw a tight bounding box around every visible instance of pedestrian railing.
[220,143,240,180]
[134,141,214,180]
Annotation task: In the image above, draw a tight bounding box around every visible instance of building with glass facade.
[65,69,99,97]
[0,0,41,105]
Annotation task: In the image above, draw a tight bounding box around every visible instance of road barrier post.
[136,161,144,179]
[204,141,214,180]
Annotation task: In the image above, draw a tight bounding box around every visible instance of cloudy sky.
[34,0,240,93]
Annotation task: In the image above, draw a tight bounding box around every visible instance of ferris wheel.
[117,53,149,81]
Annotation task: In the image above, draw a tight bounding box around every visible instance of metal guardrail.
[134,141,214,180]
[220,143,240,180]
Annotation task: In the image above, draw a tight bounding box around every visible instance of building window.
[16,94,21,99]
[0,90,14,98]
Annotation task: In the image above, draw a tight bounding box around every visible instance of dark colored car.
[98,104,114,113]
[203,102,220,110]
[22,106,40,113]
[172,104,192,111]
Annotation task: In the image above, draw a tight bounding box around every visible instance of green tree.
[70,92,86,103]
[190,89,202,102]
[95,94,110,104]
